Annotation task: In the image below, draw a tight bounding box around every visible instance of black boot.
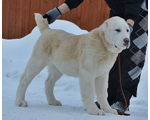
[95,101,101,109]
[111,101,129,112]
[95,89,131,111]
[111,89,131,112]
[95,88,116,109]
[95,101,129,111]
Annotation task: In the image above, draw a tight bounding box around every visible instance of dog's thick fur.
[15,13,130,115]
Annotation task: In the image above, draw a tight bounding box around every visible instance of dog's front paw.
[15,100,28,107]
[48,100,62,106]
[103,108,118,115]
[87,108,105,116]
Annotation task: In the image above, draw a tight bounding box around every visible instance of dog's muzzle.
[123,38,130,48]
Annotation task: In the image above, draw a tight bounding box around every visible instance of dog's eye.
[115,29,121,32]
[127,29,129,32]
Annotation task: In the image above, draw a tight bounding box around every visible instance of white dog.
[15,13,130,115]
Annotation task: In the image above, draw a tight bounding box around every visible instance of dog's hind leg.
[45,63,63,106]
[15,54,47,107]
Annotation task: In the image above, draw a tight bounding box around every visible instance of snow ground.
[2,20,148,120]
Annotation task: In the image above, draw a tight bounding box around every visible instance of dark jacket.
[105,0,144,22]
[64,0,146,22]
[64,0,84,10]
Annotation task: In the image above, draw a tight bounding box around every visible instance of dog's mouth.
[115,38,130,49]
[123,43,130,49]
[114,44,129,49]
[123,38,130,49]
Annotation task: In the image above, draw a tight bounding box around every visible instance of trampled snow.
[2,20,148,120]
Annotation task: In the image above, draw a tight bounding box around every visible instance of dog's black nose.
[124,38,129,46]
[124,38,129,44]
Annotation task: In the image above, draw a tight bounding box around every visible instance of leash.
[117,54,130,116]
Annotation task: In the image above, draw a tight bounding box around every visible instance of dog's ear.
[102,21,108,32]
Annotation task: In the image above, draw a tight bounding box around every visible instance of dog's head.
[101,16,130,52]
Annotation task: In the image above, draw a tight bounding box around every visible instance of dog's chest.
[96,54,117,76]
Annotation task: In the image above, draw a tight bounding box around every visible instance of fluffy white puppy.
[15,13,130,115]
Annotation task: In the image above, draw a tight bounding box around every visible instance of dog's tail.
[34,13,50,33]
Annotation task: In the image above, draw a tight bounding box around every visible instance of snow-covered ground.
[2,20,148,120]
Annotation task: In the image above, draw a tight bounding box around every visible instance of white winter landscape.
[2,20,148,120]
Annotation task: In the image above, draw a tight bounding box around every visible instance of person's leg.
[95,8,148,111]
[108,8,148,111]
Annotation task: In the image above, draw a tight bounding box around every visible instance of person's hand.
[43,7,62,24]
